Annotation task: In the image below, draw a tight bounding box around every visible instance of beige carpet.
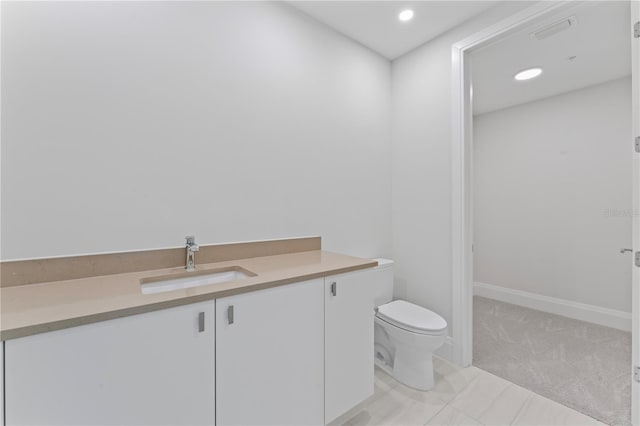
[473,296,631,426]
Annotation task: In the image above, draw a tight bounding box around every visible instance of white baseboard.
[474,282,631,332]
[434,336,455,362]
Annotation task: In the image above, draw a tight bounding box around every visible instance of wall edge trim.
[474,281,631,332]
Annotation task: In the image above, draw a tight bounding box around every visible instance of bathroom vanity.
[0,237,377,426]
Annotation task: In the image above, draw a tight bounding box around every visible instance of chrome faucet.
[185,235,199,271]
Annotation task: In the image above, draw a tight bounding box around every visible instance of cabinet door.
[216,279,324,426]
[5,301,215,426]
[325,269,375,423]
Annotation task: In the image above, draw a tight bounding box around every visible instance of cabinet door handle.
[331,281,337,297]
[198,312,205,332]
[228,305,234,325]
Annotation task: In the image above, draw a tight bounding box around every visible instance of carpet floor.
[473,296,631,426]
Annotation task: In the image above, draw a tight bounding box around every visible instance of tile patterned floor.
[331,359,605,426]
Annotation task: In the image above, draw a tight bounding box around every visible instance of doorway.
[451,1,639,425]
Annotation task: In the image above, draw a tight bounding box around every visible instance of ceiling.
[472,1,631,115]
[288,1,499,60]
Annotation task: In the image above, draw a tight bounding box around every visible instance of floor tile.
[431,357,482,403]
[345,396,444,426]
[425,405,481,426]
[449,369,511,419]
[344,370,448,426]
[512,393,605,426]
[477,383,533,426]
[374,366,400,395]
[333,353,604,426]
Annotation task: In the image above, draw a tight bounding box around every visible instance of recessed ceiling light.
[514,67,543,81]
[398,9,414,22]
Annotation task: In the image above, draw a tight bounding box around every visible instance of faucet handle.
[185,235,196,246]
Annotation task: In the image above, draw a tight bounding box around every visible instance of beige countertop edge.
[0,259,377,341]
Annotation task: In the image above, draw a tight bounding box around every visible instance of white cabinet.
[5,301,215,426]
[216,279,324,426]
[324,269,375,423]
[3,267,376,426]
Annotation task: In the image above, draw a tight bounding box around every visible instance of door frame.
[451,0,639,422]
[631,1,639,424]
[451,0,578,367]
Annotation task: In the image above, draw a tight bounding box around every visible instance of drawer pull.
[228,305,234,325]
[198,312,205,332]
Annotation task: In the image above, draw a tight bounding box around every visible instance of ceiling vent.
[531,16,577,40]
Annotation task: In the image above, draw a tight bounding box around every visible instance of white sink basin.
[141,267,254,294]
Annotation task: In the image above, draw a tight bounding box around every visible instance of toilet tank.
[372,258,394,307]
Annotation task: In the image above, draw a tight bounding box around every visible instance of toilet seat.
[376,300,447,335]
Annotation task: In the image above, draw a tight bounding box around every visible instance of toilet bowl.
[375,300,447,390]
[371,259,448,391]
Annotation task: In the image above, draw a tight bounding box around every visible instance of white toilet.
[372,258,448,391]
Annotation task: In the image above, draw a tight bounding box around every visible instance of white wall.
[390,2,532,334]
[1,1,391,260]
[474,77,632,313]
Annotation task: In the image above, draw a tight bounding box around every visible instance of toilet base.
[374,349,436,391]
[392,350,435,391]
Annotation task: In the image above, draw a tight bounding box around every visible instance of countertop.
[0,250,377,340]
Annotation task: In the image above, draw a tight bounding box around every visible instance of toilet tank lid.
[373,258,394,269]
